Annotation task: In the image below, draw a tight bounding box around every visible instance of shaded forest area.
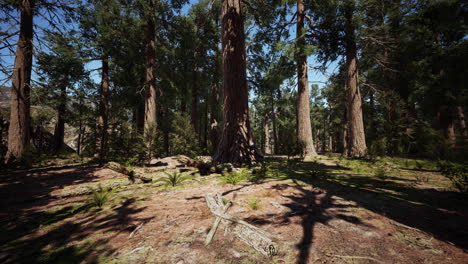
[0,0,467,263]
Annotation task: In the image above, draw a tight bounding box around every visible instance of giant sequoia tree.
[143,0,158,158]
[213,0,260,165]
[344,1,367,157]
[5,0,35,164]
[296,0,317,158]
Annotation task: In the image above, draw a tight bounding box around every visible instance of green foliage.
[220,170,249,185]
[375,167,387,180]
[413,125,450,160]
[309,166,328,178]
[155,171,193,187]
[415,161,423,170]
[169,112,200,158]
[438,161,468,192]
[368,138,387,160]
[246,196,261,210]
[89,185,113,209]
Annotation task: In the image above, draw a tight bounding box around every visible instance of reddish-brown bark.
[144,0,157,157]
[213,0,260,165]
[5,0,35,164]
[344,2,367,158]
[296,0,316,157]
[98,58,110,162]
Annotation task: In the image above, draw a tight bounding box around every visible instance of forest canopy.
[0,0,467,166]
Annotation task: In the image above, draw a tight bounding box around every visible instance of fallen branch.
[129,222,145,238]
[205,199,232,245]
[105,162,152,183]
[205,193,278,257]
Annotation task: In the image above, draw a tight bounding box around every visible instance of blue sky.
[0,0,338,93]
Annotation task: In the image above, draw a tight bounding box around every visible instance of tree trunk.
[341,106,348,156]
[344,2,367,158]
[213,0,260,165]
[98,58,110,163]
[144,0,157,158]
[296,0,316,158]
[440,107,456,146]
[5,0,35,164]
[271,94,278,154]
[264,115,270,154]
[191,46,199,133]
[54,84,67,152]
[457,106,467,137]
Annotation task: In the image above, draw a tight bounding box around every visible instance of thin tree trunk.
[144,0,157,159]
[271,94,278,154]
[213,0,260,165]
[54,83,67,152]
[440,107,456,146]
[98,58,110,163]
[296,0,316,158]
[191,46,199,133]
[264,115,270,154]
[77,120,82,155]
[341,107,348,156]
[457,106,467,137]
[210,11,221,152]
[344,2,367,158]
[203,97,208,149]
[5,0,35,164]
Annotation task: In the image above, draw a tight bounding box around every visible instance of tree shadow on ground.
[0,197,153,264]
[271,160,468,255]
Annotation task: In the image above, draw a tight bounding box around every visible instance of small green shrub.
[155,171,193,187]
[89,185,113,209]
[309,166,328,178]
[250,162,269,182]
[335,156,344,167]
[247,196,260,210]
[220,170,247,185]
[438,161,468,192]
[375,167,387,180]
[415,161,423,170]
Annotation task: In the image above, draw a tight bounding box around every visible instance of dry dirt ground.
[0,156,467,264]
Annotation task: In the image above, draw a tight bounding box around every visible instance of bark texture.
[296,0,316,157]
[213,0,260,165]
[5,0,35,164]
[264,115,271,154]
[191,46,199,133]
[98,58,110,162]
[144,0,158,157]
[344,3,367,158]
[54,83,66,152]
[457,106,467,137]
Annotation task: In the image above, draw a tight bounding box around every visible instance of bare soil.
[0,156,467,264]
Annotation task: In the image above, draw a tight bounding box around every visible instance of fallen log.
[205,193,278,257]
[105,162,152,183]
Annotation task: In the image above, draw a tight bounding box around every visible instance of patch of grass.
[308,166,328,178]
[89,185,114,209]
[155,170,194,187]
[220,169,250,185]
[375,167,387,180]
[415,161,423,170]
[246,196,261,210]
[438,161,468,192]
[414,173,429,183]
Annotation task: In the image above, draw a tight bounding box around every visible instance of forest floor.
[0,155,467,264]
